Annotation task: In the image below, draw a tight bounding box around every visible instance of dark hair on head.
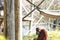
[36,28,39,31]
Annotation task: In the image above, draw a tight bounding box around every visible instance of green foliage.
[0,32,6,40]
[48,31,60,40]
[23,33,37,40]
[0,35,6,40]
[23,31,60,40]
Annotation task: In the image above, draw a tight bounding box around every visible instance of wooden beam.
[4,0,15,40]
[14,0,19,40]
[4,0,7,37]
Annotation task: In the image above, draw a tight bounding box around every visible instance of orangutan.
[36,27,48,40]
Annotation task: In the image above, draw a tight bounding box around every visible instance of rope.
[23,0,44,19]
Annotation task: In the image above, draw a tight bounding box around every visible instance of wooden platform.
[41,10,60,18]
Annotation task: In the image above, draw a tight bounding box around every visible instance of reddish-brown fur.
[36,27,48,40]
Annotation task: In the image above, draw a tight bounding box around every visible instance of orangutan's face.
[36,27,40,35]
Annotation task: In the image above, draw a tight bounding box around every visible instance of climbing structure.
[22,0,60,38]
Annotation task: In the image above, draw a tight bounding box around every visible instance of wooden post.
[14,0,19,40]
[4,0,7,37]
[4,0,15,40]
